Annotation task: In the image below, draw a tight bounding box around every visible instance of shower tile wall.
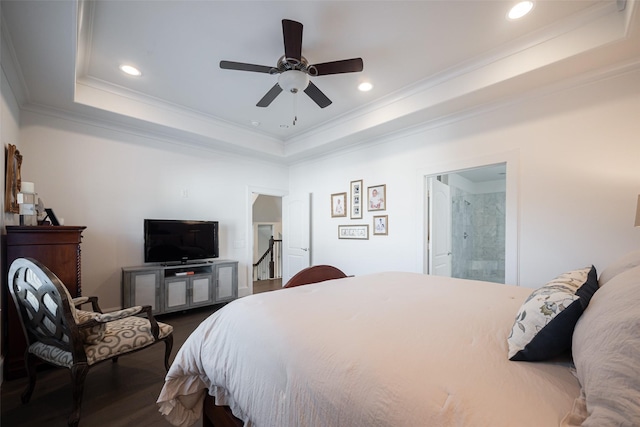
[451,187,505,283]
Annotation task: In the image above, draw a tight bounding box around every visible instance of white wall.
[18,111,289,310]
[1,68,21,227]
[290,69,640,288]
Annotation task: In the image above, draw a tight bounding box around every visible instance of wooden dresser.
[2,225,86,380]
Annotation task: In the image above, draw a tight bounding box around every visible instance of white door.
[428,178,452,277]
[282,193,310,285]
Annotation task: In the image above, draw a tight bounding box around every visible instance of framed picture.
[373,215,388,235]
[350,179,363,219]
[367,184,386,211]
[338,224,369,240]
[4,144,22,214]
[331,192,347,217]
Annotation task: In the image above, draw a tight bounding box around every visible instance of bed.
[157,253,640,427]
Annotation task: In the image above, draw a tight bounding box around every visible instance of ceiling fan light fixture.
[278,70,309,93]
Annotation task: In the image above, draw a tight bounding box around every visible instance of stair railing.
[253,236,282,280]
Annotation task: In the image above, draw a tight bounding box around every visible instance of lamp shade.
[636,194,640,227]
[278,70,309,93]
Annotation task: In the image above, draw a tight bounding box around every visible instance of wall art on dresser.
[4,144,22,214]
[373,215,388,235]
[331,192,347,217]
[338,224,369,240]
[350,179,363,219]
[367,184,386,211]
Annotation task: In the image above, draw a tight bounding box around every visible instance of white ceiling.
[2,1,639,163]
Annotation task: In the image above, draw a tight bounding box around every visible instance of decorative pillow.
[572,265,640,426]
[76,310,107,345]
[598,249,640,286]
[508,266,598,361]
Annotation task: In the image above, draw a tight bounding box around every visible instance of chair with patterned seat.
[7,257,174,427]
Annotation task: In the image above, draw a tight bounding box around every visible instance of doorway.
[427,163,507,283]
[252,194,283,292]
[246,189,312,295]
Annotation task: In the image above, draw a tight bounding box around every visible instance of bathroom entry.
[427,163,506,283]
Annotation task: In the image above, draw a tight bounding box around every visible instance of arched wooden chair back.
[283,265,347,288]
[8,258,82,358]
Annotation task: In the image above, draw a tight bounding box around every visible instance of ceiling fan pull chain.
[293,94,298,126]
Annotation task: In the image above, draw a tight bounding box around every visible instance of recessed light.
[251,121,260,127]
[507,1,534,20]
[119,64,142,76]
[358,82,373,92]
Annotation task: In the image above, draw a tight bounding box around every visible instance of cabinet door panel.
[134,273,159,310]
[192,277,212,304]
[218,266,233,299]
[166,279,188,310]
[216,264,237,301]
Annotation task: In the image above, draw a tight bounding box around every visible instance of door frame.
[417,151,520,285]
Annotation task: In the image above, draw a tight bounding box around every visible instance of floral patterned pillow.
[508,266,598,361]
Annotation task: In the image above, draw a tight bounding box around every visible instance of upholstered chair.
[7,257,174,427]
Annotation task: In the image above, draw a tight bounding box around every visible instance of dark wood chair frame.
[7,257,174,427]
[283,264,348,288]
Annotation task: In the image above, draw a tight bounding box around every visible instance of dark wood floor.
[1,281,283,427]
[252,278,282,294]
[1,306,220,427]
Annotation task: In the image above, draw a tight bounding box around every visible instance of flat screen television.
[144,219,219,264]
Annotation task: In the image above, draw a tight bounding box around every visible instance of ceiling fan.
[220,19,364,109]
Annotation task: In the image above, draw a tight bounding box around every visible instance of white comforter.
[157,272,580,427]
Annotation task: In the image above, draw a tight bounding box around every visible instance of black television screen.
[144,219,219,264]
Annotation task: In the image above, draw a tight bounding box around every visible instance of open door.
[428,177,452,277]
[282,193,310,285]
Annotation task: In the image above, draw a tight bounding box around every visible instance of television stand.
[122,260,238,315]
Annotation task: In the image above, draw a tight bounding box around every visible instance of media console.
[122,259,238,315]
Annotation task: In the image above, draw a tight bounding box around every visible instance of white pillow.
[598,249,640,286]
[572,265,640,426]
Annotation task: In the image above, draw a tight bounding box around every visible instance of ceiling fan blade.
[257,84,283,107]
[220,60,274,74]
[304,81,332,108]
[311,58,364,76]
[282,19,303,61]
